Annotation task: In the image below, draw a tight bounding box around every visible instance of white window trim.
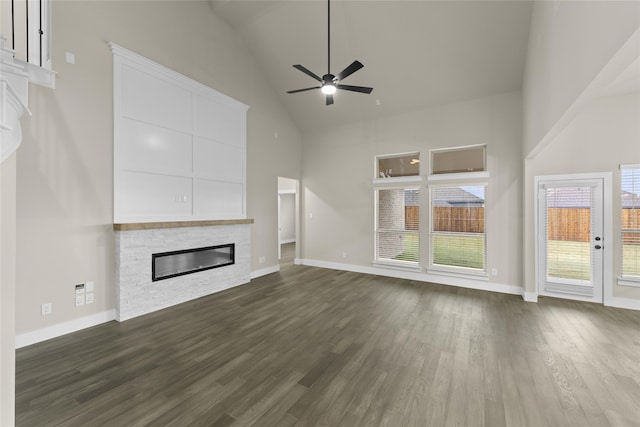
[428,181,488,275]
[619,164,640,287]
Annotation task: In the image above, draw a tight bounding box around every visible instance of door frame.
[534,172,613,305]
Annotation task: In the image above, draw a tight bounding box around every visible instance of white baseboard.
[299,259,523,296]
[522,291,538,303]
[294,258,303,265]
[16,309,116,349]
[250,264,280,279]
[606,296,640,311]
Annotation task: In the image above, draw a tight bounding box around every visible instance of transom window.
[430,145,486,175]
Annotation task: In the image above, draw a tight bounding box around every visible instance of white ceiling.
[212,0,534,132]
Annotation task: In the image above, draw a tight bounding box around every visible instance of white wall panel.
[121,65,192,133]
[197,96,243,146]
[121,118,193,175]
[119,171,192,218]
[194,179,243,218]
[195,138,243,183]
[112,44,248,222]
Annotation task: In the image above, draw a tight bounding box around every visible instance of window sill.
[618,277,640,288]
[427,171,489,182]
[373,176,423,186]
[427,266,488,281]
[16,59,56,89]
[373,260,421,272]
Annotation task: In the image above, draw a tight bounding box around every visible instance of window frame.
[373,184,422,270]
[619,164,640,287]
[427,180,488,277]
[374,152,421,184]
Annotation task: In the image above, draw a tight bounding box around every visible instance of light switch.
[65,52,75,64]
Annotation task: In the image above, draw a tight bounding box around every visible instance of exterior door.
[538,179,604,303]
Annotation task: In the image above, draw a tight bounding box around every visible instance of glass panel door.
[538,179,604,302]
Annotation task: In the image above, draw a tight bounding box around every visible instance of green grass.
[392,234,485,269]
[622,244,640,277]
[432,234,484,269]
[546,241,640,280]
[546,240,591,280]
[392,233,420,262]
[390,235,640,278]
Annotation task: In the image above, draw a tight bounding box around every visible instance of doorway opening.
[278,177,299,267]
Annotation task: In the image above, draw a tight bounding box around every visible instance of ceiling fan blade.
[336,60,364,81]
[287,86,321,94]
[326,94,334,106]
[293,64,323,82]
[337,84,373,94]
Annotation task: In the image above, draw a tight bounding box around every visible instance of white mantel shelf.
[113,219,254,231]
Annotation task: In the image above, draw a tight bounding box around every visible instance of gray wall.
[15,1,301,335]
[301,91,523,288]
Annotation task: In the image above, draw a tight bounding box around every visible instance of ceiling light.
[321,84,337,95]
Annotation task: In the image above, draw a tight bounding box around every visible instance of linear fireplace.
[152,243,235,281]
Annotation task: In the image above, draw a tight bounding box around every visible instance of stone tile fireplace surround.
[114,219,253,321]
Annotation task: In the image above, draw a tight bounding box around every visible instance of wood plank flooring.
[16,249,640,426]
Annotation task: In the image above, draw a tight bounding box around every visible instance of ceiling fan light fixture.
[321,84,337,95]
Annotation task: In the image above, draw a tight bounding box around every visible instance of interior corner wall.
[522,1,640,157]
[301,91,523,289]
[523,93,640,301]
[15,1,301,338]
[0,153,17,426]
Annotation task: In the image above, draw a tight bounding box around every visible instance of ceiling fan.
[286,0,373,106]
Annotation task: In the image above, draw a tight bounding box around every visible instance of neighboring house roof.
[432,187,484,207]
[623,191,640,209]
[545,188,640,208]
[545,187,592,208]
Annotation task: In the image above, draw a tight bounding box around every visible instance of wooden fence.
[405,207,640,243]
[405,207,484,233]
[547,208,640,243]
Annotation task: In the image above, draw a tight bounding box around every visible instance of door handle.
[594,245,602,250]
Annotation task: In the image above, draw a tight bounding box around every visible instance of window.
[620,165,640,285]
[2,0,54,87]
[430,145,486,176]
[376,152,420,179]
[375,187,420,266]
[429,184,486,274]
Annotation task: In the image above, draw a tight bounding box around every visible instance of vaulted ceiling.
[212,0,534,132]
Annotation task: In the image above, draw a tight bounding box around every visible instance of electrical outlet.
[85,293,94,304]
[491,268,498,276]
[41,303,52,315]
[342,252,347,259]
[75,295,85,306]
[258,256,266,264]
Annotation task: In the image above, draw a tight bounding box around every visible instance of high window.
[620,165,640,285]
[430,145,486,176]
[429,184,486,274]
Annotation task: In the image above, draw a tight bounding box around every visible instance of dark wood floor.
[16,250,640,426]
